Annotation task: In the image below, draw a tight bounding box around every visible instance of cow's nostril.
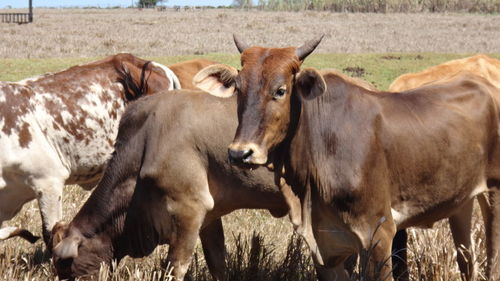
[228,148,253,163]
[242,149,253,160]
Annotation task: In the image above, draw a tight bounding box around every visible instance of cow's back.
[168,59,218,90]
[389,54,500,92]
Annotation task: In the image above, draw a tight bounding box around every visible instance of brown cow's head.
[51,173,169,280]
[194,35,325,166]
[51,222,114,280]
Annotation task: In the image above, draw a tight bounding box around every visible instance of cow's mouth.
[229,159,262,171]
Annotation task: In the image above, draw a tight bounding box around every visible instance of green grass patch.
[1,53,499,90]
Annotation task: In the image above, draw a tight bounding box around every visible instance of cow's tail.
[0,226,40,243]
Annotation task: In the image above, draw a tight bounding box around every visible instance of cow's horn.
[296,35,324,61]
[233,34,249,53]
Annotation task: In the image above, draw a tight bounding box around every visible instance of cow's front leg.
[367,216,396,281]
[33,177,64,247]
[200,218,226,281]
[167,201,208,280]
[449,199,475,281]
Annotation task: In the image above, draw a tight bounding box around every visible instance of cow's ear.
[53,232,82,259]
[295,68,326,100]
[193,64,238,98]
[50,222,68,251]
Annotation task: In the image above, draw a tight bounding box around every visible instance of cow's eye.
[273,87,286,99]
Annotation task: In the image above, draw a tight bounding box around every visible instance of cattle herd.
[1,36,500,281]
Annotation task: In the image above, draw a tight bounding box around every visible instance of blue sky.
[2,0,233,8]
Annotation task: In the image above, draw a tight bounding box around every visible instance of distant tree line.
[233,0,499,13]
[137,0,166,8]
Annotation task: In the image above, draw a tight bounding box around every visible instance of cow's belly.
[391,179,487,229]
[0,116,70,183]
[63,141,114,187]
[34,107,123,187]
[1,112,115,190]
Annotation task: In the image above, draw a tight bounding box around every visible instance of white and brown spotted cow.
[0,54,215,246]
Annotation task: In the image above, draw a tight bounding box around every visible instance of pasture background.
[0,7,499,281]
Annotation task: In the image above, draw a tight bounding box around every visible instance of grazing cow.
[389,54,500,281]
[196,37,500,280]
[0,54,214,247]
[51,88,288,281]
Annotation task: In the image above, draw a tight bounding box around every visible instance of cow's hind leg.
[200,218,226,281]
[0,183,36,225]
[485,188,500,280]
[449,199,475,281]
[391,230,409,281]
[0,180,38,242]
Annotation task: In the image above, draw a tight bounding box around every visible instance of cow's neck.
[285,74,380,210]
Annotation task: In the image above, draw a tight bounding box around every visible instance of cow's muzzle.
[228,148,254,164]
[228,142,268,166]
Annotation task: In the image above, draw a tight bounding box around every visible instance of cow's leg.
[391,230,409,281]
[292,185,330,279]
[366,217,396,281]
[200,218,226,281]
[167,204,207,280]
[32,177,64,246]
[281,183,302,228]
[158,162,214,281]
[0,181,38,242]
[0,183,35,225]
[315,263,350,281]
[484,188,500,280]
[280,181,343,281]
[478,193,491,231]
[449,200,475,281]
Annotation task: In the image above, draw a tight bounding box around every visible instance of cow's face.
[194,35,325,166]
[52,223,114,280]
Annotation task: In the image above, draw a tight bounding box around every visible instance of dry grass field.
[0,8,499,58]
[0,7,499,281]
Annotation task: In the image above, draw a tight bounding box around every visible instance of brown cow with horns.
[195,36,500,280]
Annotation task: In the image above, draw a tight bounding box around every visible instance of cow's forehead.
[239,47,301,85]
